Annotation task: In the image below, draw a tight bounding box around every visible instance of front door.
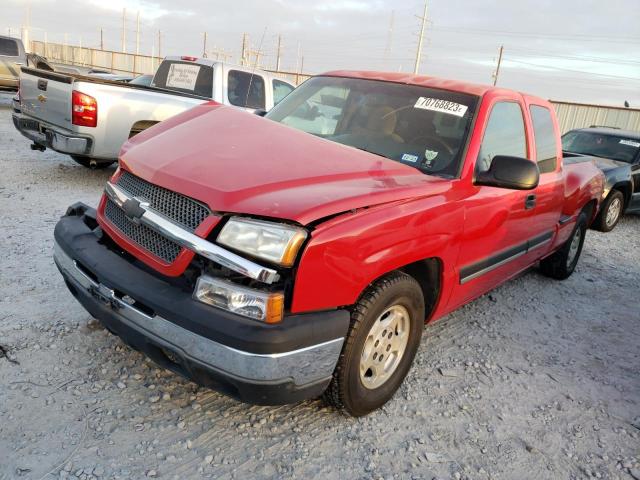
[450,99,540,308]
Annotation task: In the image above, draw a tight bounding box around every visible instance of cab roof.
[320,70,547,104]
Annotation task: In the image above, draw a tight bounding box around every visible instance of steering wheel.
[408,134,454,155]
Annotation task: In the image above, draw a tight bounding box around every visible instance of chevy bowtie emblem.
[122,198,149,224]
[37,94,47,103]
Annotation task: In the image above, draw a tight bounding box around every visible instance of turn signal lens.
[194,275,284,324]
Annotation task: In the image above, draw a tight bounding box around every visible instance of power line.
[506,58,640,81]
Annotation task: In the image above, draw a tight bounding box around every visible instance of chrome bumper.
[12,112,90,155]
[53,241,343,387]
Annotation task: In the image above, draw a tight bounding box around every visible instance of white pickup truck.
[12,56,295,168]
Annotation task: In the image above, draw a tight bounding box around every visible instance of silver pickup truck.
[12,56,295,168]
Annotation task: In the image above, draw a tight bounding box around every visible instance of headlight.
[217,217,307,267]
[194,276,284,323]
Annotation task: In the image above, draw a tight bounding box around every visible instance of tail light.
[17,80,21,103]
[181,56,198,62]
[72,90,98,127]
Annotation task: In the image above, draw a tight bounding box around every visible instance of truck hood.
[120,104,450,225]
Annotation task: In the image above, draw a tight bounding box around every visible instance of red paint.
[96,73,604,319]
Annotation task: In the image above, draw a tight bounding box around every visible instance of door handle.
[525,194,536,210]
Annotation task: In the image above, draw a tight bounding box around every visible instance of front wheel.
[70,156,115,169]
[594,190,624,232]
[324,271,425,416]
[540,212,587,280]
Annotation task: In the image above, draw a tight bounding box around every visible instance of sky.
[3,0,639,106]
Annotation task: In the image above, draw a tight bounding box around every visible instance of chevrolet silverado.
[53,72,604,416]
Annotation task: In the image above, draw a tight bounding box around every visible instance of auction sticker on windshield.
[414,97,468,117]
[166,64,201,90]
[620,139,640,148]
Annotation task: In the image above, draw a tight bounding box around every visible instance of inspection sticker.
[620,139,640,148]
[166,64,201,90]
[401,153,419,163]
[414,97,468,117]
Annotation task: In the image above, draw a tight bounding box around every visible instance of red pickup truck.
[54,72,604,416]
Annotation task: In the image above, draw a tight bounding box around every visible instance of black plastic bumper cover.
[54,203,350,405]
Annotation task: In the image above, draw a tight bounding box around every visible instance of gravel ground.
[1,93,639,480]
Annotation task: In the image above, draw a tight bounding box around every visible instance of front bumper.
[54,204,350,405]
[12,112,91,156]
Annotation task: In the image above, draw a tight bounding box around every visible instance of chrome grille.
[116,171,210,232]
[104,199,182,263]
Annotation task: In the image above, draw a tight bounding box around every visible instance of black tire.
[540,212,587,280]
[593,190,624,232]
[324,271,425,416]
[71,156,115,169]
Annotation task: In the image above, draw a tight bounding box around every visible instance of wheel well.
[582,199,597,224]
[398,258,442,321]
[611,182,631,208]
[129,120,159,139]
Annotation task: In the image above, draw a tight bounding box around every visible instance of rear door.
[20,69,74,130]
[525,102,564,255]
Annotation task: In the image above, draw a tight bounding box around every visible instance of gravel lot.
[1,93,639,480]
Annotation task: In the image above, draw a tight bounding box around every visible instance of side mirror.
[475,155,539,190]
[254,109,268,117]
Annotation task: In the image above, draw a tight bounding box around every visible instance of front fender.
[291,196,464,314]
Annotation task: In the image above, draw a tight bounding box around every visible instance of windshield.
[562,131,640,163]
[265,76,478,177]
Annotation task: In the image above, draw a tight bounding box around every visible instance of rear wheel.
[324,271,425,416]
[540,212,587,280]
[71,156,115,169]
[594,190,624,232]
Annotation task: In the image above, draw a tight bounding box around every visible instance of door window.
[228,70,266,109]
[530,105,558,174]
[477,102,527,173]
[273,79,294,106]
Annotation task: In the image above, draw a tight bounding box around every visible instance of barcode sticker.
[414,97,468,117]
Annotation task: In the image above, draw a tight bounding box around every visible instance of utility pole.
[384,10,395,64]
[203,32,208,58]
[158,30,161,58]
[241,33,248,65]
[100,28,104,50]
[414,0,428,74]
[492,45,504,86]
[275,34,282,71]
[135,11,140,55]
[122,8,126,53]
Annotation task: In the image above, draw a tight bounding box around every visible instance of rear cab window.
[228,70,266,109]
[0,38,20,57]
[152,61,214,98]
[530,105,558,174]
[477,102,527,173]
